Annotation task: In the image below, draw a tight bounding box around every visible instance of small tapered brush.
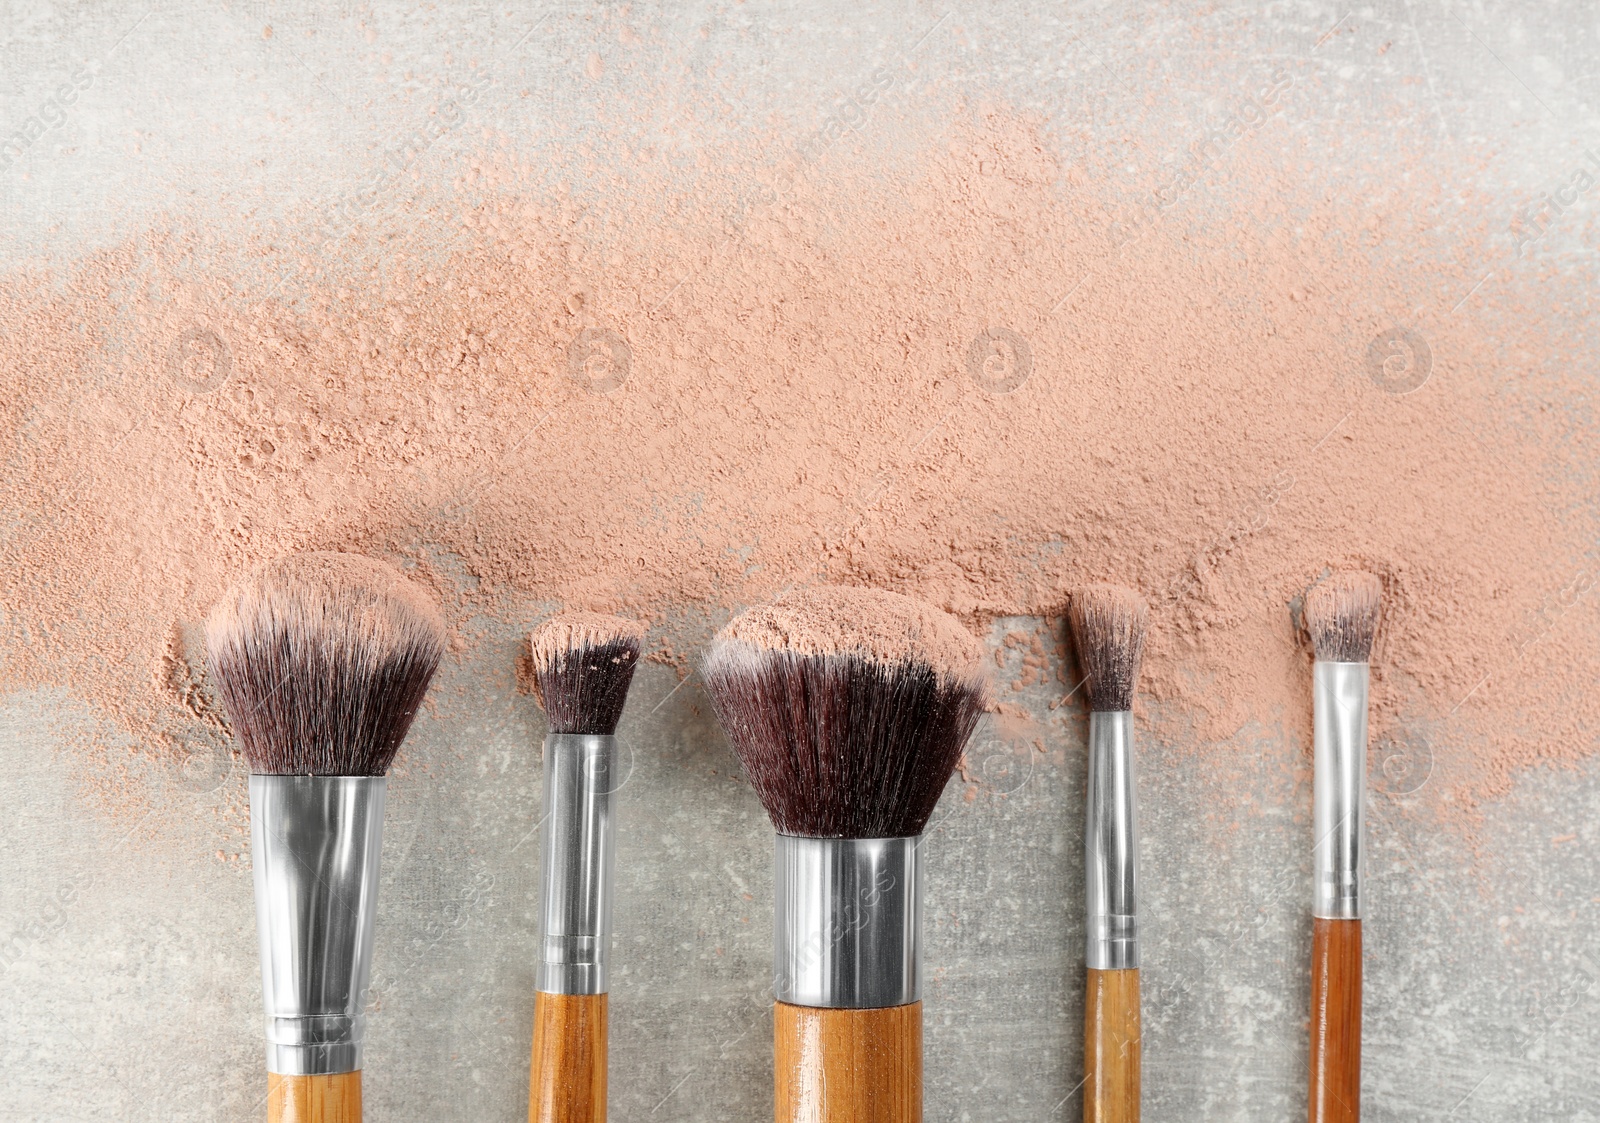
[1068,584,1148,1123]
[206,552,446,1123]
[704,585,989,1123]
[1303,571,1382,1123]
[526,612,643,1123]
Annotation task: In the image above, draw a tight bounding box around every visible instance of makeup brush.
[525,612,643,1123]
[1303,571,1381,1123]
[206,552,445,1123]
[703,585,989,1123]
[1068,585,1148,1123]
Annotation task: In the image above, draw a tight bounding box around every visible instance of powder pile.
[2,74,1597,835]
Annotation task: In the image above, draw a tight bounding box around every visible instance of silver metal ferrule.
[1085,710,1139,970]
[536,733,617,995]
[773,834,921,1009]
[1313,661,1369,919]
[250,775,386,1076]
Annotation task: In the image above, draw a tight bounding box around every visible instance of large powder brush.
[704,585,988,1123]
[206,552,444,777]
[206,552,445,1123]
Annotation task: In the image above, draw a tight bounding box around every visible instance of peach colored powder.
[2,92,1597,842]
[715,585,988,684]
[528,611,646,669]
[205,552,446,665]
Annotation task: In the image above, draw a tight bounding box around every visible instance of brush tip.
[704,585,989,838]
[204,551,446,776]
[710,584,988,690]
[529,611,645,667]
[1067,583,1149,712]
[528,611,644,735]
[1304,570,1382,663]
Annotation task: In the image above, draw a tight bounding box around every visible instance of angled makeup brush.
[1068,585,1148,1123]
[1303,571,1381,1123]
[704,585,989,1123]
[207,552,446,1123]
[526,612,643,1123]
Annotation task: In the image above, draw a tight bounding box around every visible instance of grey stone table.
[3,2,1598,1119]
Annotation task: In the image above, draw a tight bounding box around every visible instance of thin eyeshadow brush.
[704,585,988,1123]
[1303,571,1382,1123]
[1068,585,1148,1123]
[206,552,445,1123]
[525,612,643,1123]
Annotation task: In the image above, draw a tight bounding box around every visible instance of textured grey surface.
[4,2,1600,1120]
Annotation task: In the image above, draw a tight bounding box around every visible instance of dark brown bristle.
[1304,571,1382,663]
[1067,584,1149,712]
[703,586,990,839]
[204,552,446,776]
[528,612,644,735]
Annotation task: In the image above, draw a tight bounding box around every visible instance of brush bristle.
[1304,571,1382,663]
[702,585,990,839]
[1067,584,1149,712]
[529,611,644,735]
[205,552,446,776]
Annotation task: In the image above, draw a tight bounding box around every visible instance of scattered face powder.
[2,86,1597,838]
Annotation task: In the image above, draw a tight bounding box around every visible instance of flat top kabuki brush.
[1068,585,1148,1123]
[704,585,989,1123]
[525,611,643,1123]
[207,552,445,1123]
[1303,571,1381,1123]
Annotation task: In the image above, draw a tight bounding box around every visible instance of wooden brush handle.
[1084,968,1141,1123]
[774,1000,921,1123]
[529,991,607,1123]
[266,1072,361,1123]
[1309,917,1362,1122]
